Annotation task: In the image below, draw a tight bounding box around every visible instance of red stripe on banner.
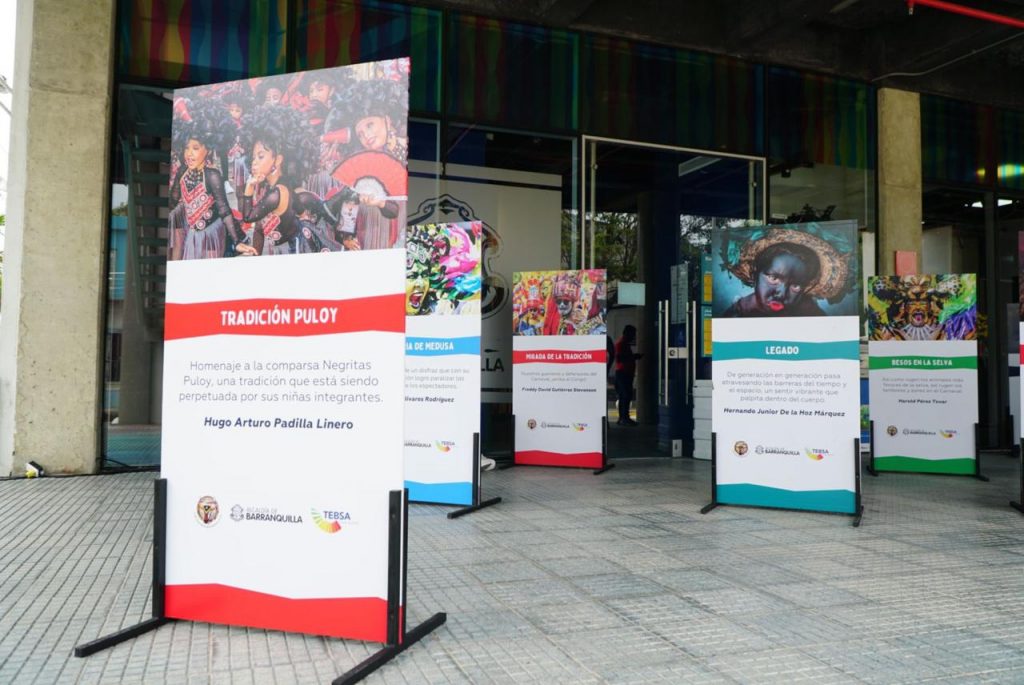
[1019,343,1024,362]
[515,450,604,468]
[165,584,392,641]
[512,349,605,364]
[164,294,404,340]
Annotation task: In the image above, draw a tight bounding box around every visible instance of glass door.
[580,137,765,458]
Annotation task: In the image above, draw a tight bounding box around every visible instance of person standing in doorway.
[614,325,643,426]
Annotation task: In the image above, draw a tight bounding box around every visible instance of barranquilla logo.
[311,508,353,534]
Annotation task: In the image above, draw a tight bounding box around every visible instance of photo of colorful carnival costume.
[511,270,606,336]
[405,223,483,316]
[868,274,977,341]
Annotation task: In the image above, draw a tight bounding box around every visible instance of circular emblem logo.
[196,496,220,526]
[527,419,537,430]
[733,441,748,456]
[887,425,898,436]
[230,504,244,522]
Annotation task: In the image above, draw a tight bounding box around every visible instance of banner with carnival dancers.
[404,222,482,505]
[710,221,860,514]
[169,59,409,260]
[511,269,607,468]
[867,274,978,474]
[162,60,409,641]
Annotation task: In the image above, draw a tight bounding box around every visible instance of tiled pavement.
[4,455,1024,684]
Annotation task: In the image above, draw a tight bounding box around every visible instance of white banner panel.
[512,335,606,468]
[161,250,405,641]
[869,339,978,474]
[404,222,482,505]
[712,316,860,513]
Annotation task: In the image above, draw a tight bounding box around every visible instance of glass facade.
[101,0,1023,466]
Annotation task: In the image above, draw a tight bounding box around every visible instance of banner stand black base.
[333,612,447,685]
[1011,439,1024,515]
[866,421,878,477]
[447,433,503,519]
[74,616,171,657]
[75,478,171,657]
[593,417,615,475]
[973,423,989,482]
[76,481,447,685]
[700,433,864,527]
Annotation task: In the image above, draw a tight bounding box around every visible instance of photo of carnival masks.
[406,222,483,316]
[511,270,607,336]
[168,58,410,260]
[710,221,859,318]
[868,274,977,341]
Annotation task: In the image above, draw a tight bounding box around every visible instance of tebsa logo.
[573,423,587,432]
[939,430,957,439]
[311,508,352,534]
[435,440,454,452]
[804,448,829,461]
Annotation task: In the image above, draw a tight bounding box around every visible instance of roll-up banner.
[163,59,410,641]
[868,274,978,474]
[512,270,607,468]
[404,222,483,505]
[710,221,860,514]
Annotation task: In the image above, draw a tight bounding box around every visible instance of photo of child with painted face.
[168,59,409,260]
[511,270,607,336]
[405,223,483,316]
[711,222,858,318]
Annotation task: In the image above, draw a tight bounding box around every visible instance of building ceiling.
[433,0,1024,109]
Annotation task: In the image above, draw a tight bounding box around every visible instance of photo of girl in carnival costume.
[405,223,483,316]
[169,99,253,260]
[240,105,321,256]
[328,76,409,163]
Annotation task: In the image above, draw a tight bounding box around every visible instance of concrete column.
[877,88,923,275]
[0,0,117,475]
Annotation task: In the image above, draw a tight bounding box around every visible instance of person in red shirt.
[614,325,643,425]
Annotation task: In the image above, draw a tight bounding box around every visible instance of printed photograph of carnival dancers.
[710,222,858,317]
[168,58,410,260]
[868,274,977,341]
[406,222,483,316]
[511,270,607,336]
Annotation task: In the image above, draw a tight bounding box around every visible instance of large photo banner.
[711,221,860,514]
[512,270,607,468]
[164,59,409,641]
[868,274,978,474]
[404,222,482,505]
